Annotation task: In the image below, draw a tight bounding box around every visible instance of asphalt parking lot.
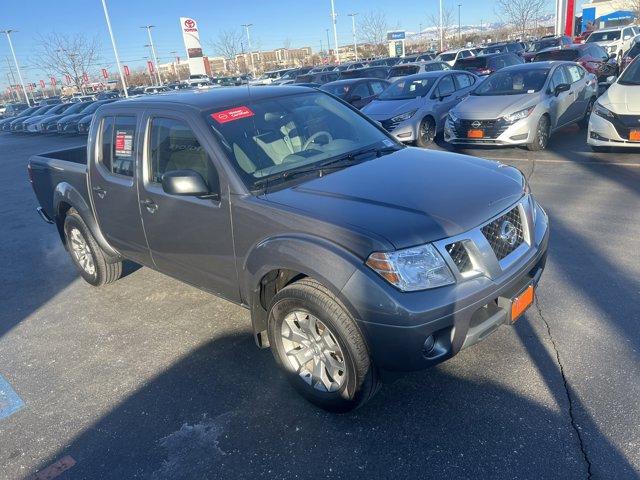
[1,129,639,480]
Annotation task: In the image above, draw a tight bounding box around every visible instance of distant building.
[234,46,313,73]
[580,0,637,32]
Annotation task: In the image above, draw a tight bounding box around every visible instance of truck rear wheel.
[63,210,122,287]
[267,278,379,412]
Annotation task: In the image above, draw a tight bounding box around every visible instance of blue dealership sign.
[387,31,406,40]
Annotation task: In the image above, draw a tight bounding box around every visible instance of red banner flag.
[50,77,57,87]
[147,61,155,74]
[101,68,109,79]
[82,73,89,83]
[64,74,72,84]
[39,80,45,89]
[123,65,130,76]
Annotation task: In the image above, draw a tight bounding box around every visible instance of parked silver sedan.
[444,61,598,150]
[361,70,479,146]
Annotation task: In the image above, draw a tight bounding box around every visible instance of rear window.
[587,31,621,42]
[453,57,488,69]
[534,49,580,61]
[388,65,420,77]
[99,116,137,177]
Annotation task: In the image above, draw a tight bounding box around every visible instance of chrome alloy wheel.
[280,311,347,392]
[69,228,95,275]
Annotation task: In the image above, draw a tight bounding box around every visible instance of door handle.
[140,199,158,213]
[92,186,107,199]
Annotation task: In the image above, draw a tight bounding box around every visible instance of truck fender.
[243,234,362,348]
[53,182,121,259]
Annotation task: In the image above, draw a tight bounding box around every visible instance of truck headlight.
[390,109,417,123]
[366,244,455,291]
[502,106,535,124]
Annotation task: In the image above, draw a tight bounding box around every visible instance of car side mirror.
[161,169,218,199]
[554,83,570,96]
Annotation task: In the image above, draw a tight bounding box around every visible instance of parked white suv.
[586,26,640,62]
[435,48,476,67]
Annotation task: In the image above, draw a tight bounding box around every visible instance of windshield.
[437,53,456,61]
[204,91,395,190]
[534,49,579,61]
[619,58,640,85]
[388,65,420,77]
[473,68,549,95]
[65,102,93,114]
[527,39,560,52]
[587,31,621,42]
[482,45,507,54]
[378,77,436,100]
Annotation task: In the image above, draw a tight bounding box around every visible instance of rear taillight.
[27,163,33,184]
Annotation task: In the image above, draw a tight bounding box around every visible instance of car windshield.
[534,49,579,61]
[388,65,420,77]
[482,45,507,54]
[377,77,436,100]
[587,31,621,42]
[618,58,640,85]
[65,102,92,114]
[82,100,112,114]
[527,39,560,52]
[204,91,395,190]
[473,68,549,95]
[437,53,456,61]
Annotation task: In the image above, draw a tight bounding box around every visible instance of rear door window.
[99,115,137,177]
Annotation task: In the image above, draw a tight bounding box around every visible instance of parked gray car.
[444,62,598,150]
[362,70,479,146]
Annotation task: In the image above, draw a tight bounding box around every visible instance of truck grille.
[445,242,473,273]
[451,119,509,140]
[481,206,524,261]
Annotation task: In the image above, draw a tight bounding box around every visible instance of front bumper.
[341,196,549,372]
[588,112,640,148]
[444,115,534,146]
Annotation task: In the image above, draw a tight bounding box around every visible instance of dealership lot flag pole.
[241,24,256,77]
[100,0,129,98]
[330,0,340,64]
[1,30,30,106]
[439,0,444,52]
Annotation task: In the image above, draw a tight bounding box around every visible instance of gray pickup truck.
[29,87,549,412]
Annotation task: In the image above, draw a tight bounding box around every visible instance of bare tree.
[427,6,456,49]
[209,28,244,72]
[33,33,101,92]
[619,0,640,20]
[494,0,548,40]
[359,11,389,56]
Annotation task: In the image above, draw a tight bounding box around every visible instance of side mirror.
[161,169,218,199]
[554,83,570,96]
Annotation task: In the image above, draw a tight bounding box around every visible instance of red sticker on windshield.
[211,106,254,124]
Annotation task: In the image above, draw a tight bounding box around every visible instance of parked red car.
[533,43,618,82]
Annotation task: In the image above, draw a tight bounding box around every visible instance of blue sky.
[0,0,579,87]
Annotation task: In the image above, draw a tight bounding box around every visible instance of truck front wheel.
[63,210,122,287]
[267,278,379,412]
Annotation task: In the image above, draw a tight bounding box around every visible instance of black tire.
[63,209,122,287]
[415,116,436,148]
[527,115,550,151]
[267,278,379,412]
[579,98,595,129]
[590,145,611,153]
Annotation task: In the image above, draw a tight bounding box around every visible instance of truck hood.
[362,98,423,120]
[598,82,640,113]
[453,94,539,119]
[264,147,525,249]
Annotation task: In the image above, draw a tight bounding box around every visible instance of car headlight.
[502,106,535,124]
[448,111,459,123]
[366,243,455,291]
[594,103,616,120]
[390,109,417,123]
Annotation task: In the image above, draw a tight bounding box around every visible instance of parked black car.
[453,53,524,76]
[56,101,102,134]
[481,42,525,56]
[339,66,390,80]
[0,105,38,130]
[320,78,391,108]
[295,71,341,84]
[1,102,29,118]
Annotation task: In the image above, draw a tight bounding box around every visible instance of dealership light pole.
[439,0,444,52]
[141,25,162,85]
[100,0,128,97]
[170,50,181,81]
[330,0,340,64]
[241,24,256,77]
[458,4,462,43]
[348,13,358,62]
[325,29,331,61]
[1,30,30,106]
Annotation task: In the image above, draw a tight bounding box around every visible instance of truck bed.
[29,146,89,222]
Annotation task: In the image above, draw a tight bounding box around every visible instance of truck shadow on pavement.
[27,323,635,480]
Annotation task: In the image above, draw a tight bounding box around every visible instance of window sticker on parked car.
[115,130,134,157]
[211,106,254,124]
